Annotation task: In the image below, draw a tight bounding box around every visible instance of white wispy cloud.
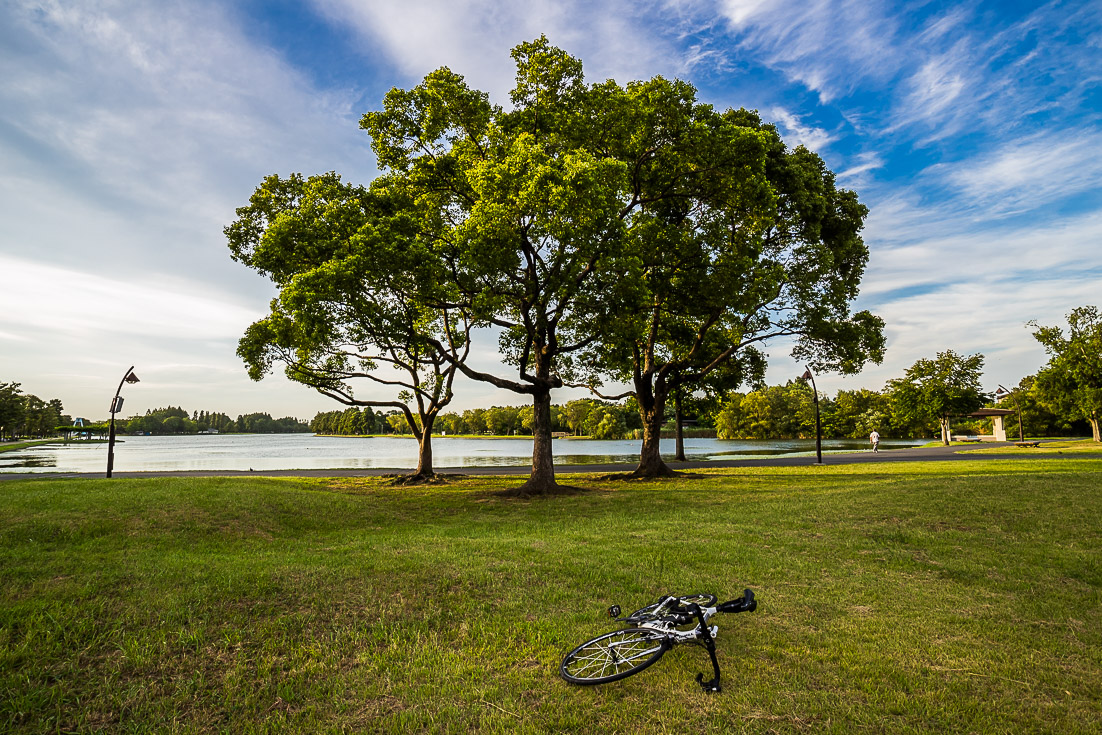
[0,0,377,418]
[768,107,835,152]
[0,256,262,341]
[900,49,968,124]
[0,254,311,420]
[938,131,1102,214]
[862,199,1102,294]
[836,151,884,188]
[888,2,1102,139]
[312,0,681,99]
[0,0,373,284]
[715,0,902,102]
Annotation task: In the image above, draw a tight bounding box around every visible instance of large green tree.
[995,375,1087,438]
[712,381,817,440]
[228,37,882,491]
[888,350,987,445]
[360,38,659,494]
[828,388,894,439]
[575,101,884,476]
[227,173,470,482]
[1029,305,1102,442]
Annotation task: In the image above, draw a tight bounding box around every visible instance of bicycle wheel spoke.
[561,629,667,684]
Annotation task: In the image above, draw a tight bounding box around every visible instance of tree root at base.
[383,472,462,486]
[492,481,590,498]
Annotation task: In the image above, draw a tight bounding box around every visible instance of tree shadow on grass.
[491,482,592,499]
[596,470,710,482]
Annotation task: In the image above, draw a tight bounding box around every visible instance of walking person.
[869,429,880,453]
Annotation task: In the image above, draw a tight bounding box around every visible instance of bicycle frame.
[562,590,756,692]
[629,598,727,691]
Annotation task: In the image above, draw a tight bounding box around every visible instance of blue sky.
[1,0,1100,421]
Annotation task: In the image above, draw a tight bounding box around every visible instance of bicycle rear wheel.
[560,628,668,684]
[628,593,717,621]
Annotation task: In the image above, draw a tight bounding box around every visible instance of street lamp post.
[801,368,823,465]
[106,366,140,478]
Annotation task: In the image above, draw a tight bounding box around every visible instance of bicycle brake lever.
[696,672,722,693]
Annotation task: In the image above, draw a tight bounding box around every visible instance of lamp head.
[801,369,813,381]
[125,372,140,384]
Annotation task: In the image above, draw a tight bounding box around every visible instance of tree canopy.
[227,36,883,492]
[578,103,884,476]
[1029,305,1102,442]
[227,172,470,481]
[888,350,987,445]
[359,38,647,493]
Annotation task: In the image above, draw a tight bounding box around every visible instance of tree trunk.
[632,381,676,478]
[414,413,435,477]
[940,416,951,445]
[390,412,440,485]
[1091,416,1100,443]
[673,391,686,462]
[509,388,562,495]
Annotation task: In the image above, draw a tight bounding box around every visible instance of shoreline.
[3,442,1100,481]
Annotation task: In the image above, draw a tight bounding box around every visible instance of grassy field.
[1,461,1100,733]
[0,439,107,454]
[0,440,61,454]
[964,439,1102,455]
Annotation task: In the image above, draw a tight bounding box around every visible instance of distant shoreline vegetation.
[123,407,309,435]
[1,381,68,442]
[310,400,646,440]
[312,379,1093,443]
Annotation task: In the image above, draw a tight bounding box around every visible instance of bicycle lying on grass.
[560,590,757,693]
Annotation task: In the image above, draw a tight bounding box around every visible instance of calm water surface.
[0,434,924,474]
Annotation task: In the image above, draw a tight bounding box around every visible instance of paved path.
[2,441,1098,481]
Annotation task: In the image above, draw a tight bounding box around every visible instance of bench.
[1015,441,1041,448]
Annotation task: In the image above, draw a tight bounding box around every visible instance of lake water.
[0,434,925,474]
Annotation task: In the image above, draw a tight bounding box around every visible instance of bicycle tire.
[560,628,668,684]
[628,593,717,621]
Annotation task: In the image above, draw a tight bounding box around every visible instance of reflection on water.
[0,435,925,474]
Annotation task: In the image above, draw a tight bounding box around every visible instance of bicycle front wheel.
[560,628,668,684]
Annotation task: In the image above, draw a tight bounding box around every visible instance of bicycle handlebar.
[612,590,757,624]
[716,588,756,614]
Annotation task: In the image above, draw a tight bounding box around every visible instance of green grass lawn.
[964,439,1102,455]
[2,461,1100,733]
[0,439,107,454]
[0,440,58,454]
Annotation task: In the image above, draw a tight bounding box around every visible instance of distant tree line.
[311,399,645,440]
[0,382,70,441]
[312,368,1091,443]
[713,380,971,441]
[124,407,309,435]
[715,350,1092,442]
